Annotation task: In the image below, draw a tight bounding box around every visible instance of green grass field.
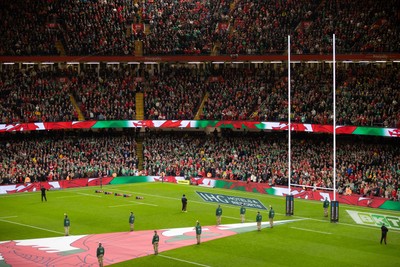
[1,182,399,267]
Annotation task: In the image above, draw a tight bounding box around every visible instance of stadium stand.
[1,0,398,55]
[1,130,398,200]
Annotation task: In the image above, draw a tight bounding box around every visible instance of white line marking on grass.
[109,204,133,208]
[300,217,400,233]
[109,202,158,208]
[0,216,18,219]
[77,192,102,198]
[55,195,81,199]
[222,215,242,221]
[159,254,212,267]
[0,193,35,198]
[0,219,64,235]
[290,226,332,235]
[128,201,158,206]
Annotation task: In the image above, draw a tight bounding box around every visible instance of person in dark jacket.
[380,224,389,245]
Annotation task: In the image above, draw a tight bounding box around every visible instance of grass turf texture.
[0,182,399,267]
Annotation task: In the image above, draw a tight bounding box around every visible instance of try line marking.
[290,226,332,235]
[0,218,64,235]
[159,254,212,267]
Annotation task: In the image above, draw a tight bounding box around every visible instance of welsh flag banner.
[0,120,399,138]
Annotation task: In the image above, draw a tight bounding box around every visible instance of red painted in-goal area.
[0,220,300,266]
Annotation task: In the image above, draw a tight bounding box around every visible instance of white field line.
[76,192,102,198]
[109,202,158,208]
[222,215,247,221]
[0,216,18,219]
[56,195,81,199]
[158,254,212,267]
[0,218,64,235]
[293,216,400,234]
[108,204,133,208]
[0,192,36,198]
[128,201,158,206]
[290,226,332,235]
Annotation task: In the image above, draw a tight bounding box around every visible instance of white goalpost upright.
[285,35,294,216]
[331,34,340,222]
[333,33,337,200]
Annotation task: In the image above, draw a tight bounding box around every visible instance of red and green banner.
[1,120,399,137]
[0,176,185,194]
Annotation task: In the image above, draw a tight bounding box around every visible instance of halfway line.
[290,226,332,235]
[159,254,212,267]
[0,219,64,235]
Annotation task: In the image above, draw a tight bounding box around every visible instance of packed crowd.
[336,64,400,127]
[144,66,205,120]
[0,0,59,55]
[1,0,399,56]
[0,130,399,200]
[54,0,137,55]
[143,131,400,200]
[0,66,138,123]
[141,0,222,55]
[218,0,316,54]
[72,67,137,120]
[0,130,139,184]
[0,63,399,127]
[291,0,400,54]
[0,67,77,123]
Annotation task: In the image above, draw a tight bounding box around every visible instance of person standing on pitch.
[181,194,188,212]
[323,197,329,217]
[256,211,262,231]
[195,220,202,244]
[268,205,275,228]
[64,213,70,236]
[380,224,389,245]
[240,203,246,223]
[152,230,160,255]
[129,212,135,231]
[41,185,47,202]
[216,205,223,225]
[97,243,105,267]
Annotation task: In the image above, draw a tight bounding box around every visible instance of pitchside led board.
[196,191,267,210]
